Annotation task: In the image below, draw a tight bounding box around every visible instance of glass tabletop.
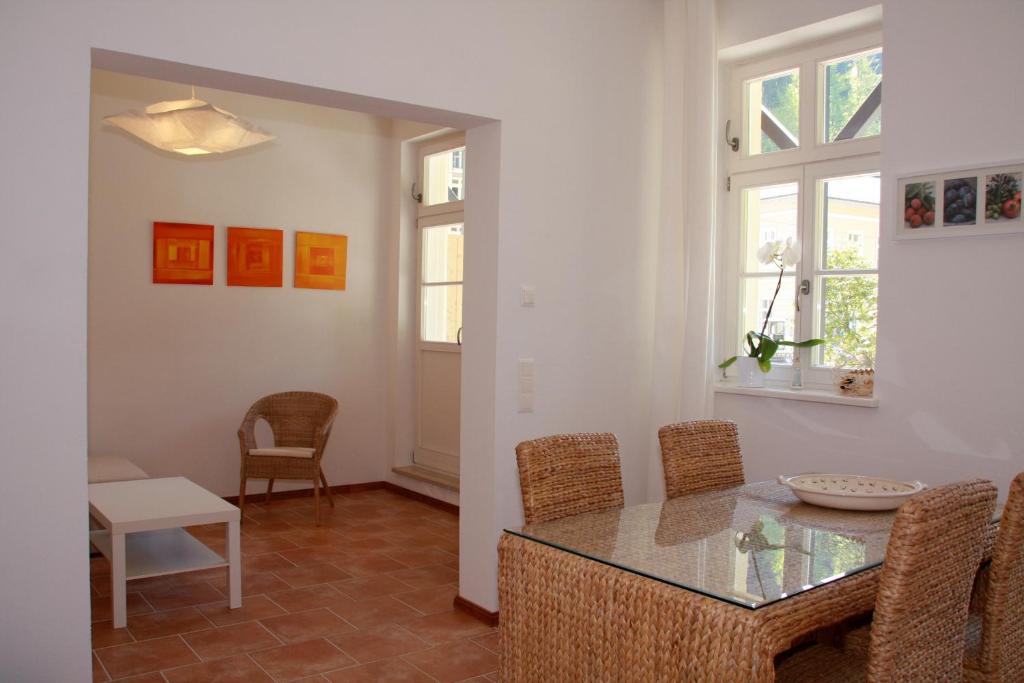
[505,481,898,609]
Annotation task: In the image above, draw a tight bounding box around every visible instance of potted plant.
[719,239,824,388]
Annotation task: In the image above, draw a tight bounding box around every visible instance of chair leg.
[265,478,275,504]
[313,475,321,527]
[320,468,335,507]
[238,476,247,520]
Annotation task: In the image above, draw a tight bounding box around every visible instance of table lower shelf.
[90,528,228,580]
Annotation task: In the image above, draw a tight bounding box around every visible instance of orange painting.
[294,231,348,290]
[153,222,214,285]
[227,227,283,287]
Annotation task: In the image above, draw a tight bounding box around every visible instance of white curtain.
[647,0,719,500]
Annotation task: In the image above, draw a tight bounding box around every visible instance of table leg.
[227,520,242,609]
[111,532,127,628]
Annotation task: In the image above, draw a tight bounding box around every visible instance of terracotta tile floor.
[91,489,497,682]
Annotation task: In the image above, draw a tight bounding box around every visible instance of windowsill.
[714,381,878,407]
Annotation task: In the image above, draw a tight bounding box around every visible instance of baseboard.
[224,480,458,516]
[225,480,384,506]
[382,482,459,516]
[454,594,499,626]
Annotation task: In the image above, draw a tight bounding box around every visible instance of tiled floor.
[90,489,497,682]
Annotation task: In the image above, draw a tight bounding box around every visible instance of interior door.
[414,137,465,476]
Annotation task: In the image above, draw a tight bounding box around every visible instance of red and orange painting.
[227,227,283,287]
[153,222,214,285]
[294,231,348,290]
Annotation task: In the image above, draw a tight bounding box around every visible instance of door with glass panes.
[415,136,465,476]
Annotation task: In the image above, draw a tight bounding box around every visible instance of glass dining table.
[497,480,997,682]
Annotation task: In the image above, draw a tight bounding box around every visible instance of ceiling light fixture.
[104,86,274,156]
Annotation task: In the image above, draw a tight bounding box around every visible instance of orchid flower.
[757,238,801,267]
[718,238,822,373]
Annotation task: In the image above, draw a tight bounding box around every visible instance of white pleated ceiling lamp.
[104,87,274,156]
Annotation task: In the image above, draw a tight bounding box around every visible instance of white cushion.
[87,454,150,484]
[249,447,315,459]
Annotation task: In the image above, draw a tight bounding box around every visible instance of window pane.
[421,284,462,343]
[743,183,799,273]
[746,70,799,156]
[810,531,865,583]
[817,274,877,367]
[740,276,796,364]
[424,146,466,205]
[421,223,464,283]
[822,173,879,270]
[824,49,882,143]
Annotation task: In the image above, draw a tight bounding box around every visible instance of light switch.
[520,286,535,307]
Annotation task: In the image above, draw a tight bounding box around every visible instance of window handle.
[797,279,810,313]
[725,120,740,152]
[457,327,463,345]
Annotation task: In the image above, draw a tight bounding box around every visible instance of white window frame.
[416,132,466,348]
[719,30,882,389]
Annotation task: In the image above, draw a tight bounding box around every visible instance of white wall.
[1,1,664,675]
[0,5,91,681]
[713,1,1024,499]
[717,0,879,51]
[89,69,402,496]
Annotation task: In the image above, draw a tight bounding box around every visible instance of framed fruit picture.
[896,160,1024,240]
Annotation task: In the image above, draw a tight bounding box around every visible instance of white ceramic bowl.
[778,474,927,511]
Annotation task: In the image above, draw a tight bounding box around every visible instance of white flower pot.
[736,357,765,388]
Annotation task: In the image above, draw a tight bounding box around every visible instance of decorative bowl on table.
[778,474,927,511]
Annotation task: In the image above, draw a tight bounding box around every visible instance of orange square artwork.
[294,231,348,290]
[227,227,283,287]
[152,222,214,285]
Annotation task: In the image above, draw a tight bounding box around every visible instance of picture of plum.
[942,177,977,226]
[903,181,935,228]
[985,172,1022,222]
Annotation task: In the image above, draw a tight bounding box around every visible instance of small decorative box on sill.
[835,368,874,397]
[778,474,927,511]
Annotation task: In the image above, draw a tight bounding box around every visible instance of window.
[417,136,466,343]
[721,32,881,385]
[424,145,465,205]
[420,222,464,343]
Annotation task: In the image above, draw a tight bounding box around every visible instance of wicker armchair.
[514,433,624,525]
[238,391,338,526]
[775,479,997,682]
[657,420,745,499]
[964,472,1024,682]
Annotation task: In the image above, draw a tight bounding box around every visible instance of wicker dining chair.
[514,433,624,525]
[775,479,997,682]
[657,420,745,499]
[963,472,1024,682]
[238,391,339,526]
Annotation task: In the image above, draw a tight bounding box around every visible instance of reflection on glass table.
[506,481,895,608]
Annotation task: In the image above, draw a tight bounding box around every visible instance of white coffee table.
[89,477,241,628]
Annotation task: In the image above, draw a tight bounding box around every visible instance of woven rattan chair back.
[971,472,1024,682]
[657,420,744,499]
[237,391,338,525]
[866,479,996,682]
[515,433,624,525]
[241,392,338,450]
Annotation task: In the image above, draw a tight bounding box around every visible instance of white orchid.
[756,241,779,265]
[757,238,801,267]
[781,238,801,267]
[718,237,822,374]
